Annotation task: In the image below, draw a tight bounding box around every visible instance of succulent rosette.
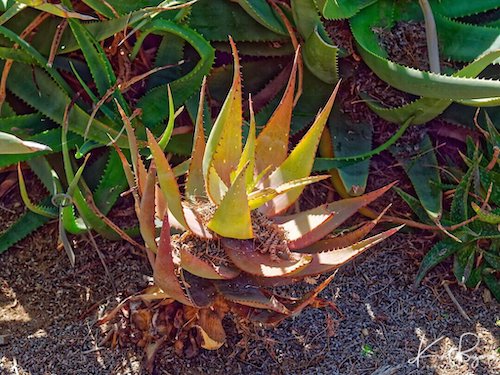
[113,38,402,351]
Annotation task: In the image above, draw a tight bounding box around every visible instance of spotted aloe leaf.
[202,37,242,187]
[261,81,340,216]
[255,49,298,174]
[277,182,396,250]
[291,225,404,278]
[207,165,253,239]
[222,238,312,277]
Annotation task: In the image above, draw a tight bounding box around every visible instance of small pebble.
[361,328,369,336]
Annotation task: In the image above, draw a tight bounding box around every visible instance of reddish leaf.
[291,225,404,278]
[277,182,396,250]
[154,214,193,306]
[179,247,240,280]
[255,49,299,174]
[222,238,311,277]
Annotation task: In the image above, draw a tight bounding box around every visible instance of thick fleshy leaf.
[138,163,158,253]
[298,205,391,253]
[260,82,340,215]
[248,175,330,210]
[233,96,256,189]
[277,182,396,250]
[153,214,193,306]
[255,49,299,174]
[147,129,188,229]
[207,165,253,239]
[222,238,312,277]
[202,37,242,186]
[0,131,51,154]
[182,205,213,239]
[179,247,240,280]
[215,279,290,314]
[291,225,404,277]
[186,78,208,198]
[206,166,228,205]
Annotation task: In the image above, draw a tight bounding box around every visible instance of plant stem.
[419,0,440,74]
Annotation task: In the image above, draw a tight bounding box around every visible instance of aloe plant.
[407,112,500,300]
[103,41,401,356]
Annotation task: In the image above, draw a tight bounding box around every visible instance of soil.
[1,177,499,375]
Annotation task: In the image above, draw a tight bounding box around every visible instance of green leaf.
[0,131,51,154]
[391,133,442,220]
[415,238,463,285]
[207,164,253,239]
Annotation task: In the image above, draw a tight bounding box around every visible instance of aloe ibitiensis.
[106,39,402,356]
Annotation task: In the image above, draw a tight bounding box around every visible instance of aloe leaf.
[365,50,500,125]
[255,51,298,174]
[314,115,412,171]
[16,0,95,20]
[134,19,215,128]
[0,131,51,154]
[248,175,329,210]
[391,133,442,221]
[262,82,339,216]
[483,271,500,301]
[315,0,378,20]
[299,205,390,253]
[291,0,322,39]
[291,225,403,278]
[278,182,395,250]
[189,0,286,42]
[350,3,500,100]
[154,213,193,306]
[0,197,53,254]
[235,98,256,190]
[186,80,207,199]
[454,243,476,285]
[471,203,500,224]
[202,37,242,186]
[234,0,287,35]
[415,238,463,286]
[67,19,125,109]
[179,248,241,280]
[329,103,373,195]
[450,157,477,222]
[392,186,431,224]
[303,25,339,84]
[138,163,158,253]
[147,129,187,229]
[92,149,127,215]
[221,238,312,277]
[215,278,290,314]
[394,0,500,21]
[207,164,253,239]
[7,64,127,146]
